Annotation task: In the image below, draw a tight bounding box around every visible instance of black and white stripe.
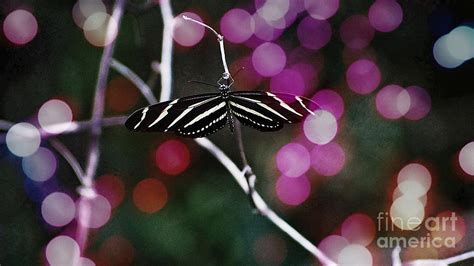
[125,90,320,138]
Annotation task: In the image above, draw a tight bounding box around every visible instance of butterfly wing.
[229,91,321,131]
[125,93,228,137]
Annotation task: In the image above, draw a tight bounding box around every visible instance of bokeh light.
[41,192,76,227]
[72,0,107,28]
[340,15,375,49]
[38,99,73,134]
[255,0,290,22]
[22,147,57,182]
[76,194,111,228]
[312,89,344,120]
[341,213,375,246]
[342,46,378,66]
[99,235,135,266]
[253,234,287,265]
[397,163,432,193]
[346,59,381,94]
[297,16,332,50]
[6,122,41,157]
[368,0,403,32]
[404,85,431,120]
[390,195,425,230]
[275,175,311,206]
[83,12,118,47]
[252,42,286,77]
[459,141,474,176]
[303,110,337,145]
[95,174,125,208]
[46,235,80,266]
[397,180,427,198]
[155,140,191,175]
[337,244,373,266]
[433,34,464,68]
[79,257,95,266]
[173,12,205,47]
[220,9,254,43]
[304,0,339,20]
[311,142,346,176]
[276,143,310,177]
[3,9,38,45]
[106,77,140,113]
[270,69,305,96]
[446,26,474,61]
[318,235,350,262]
[252,14,284,41]
[133,178,168,214]
[375,84,411,119]
[290,63,318,92]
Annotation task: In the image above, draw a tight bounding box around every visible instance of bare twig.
[49,138,87,185]
[110,59,157,104]
[159,0,174,101]
[392,246,402,266]
[84,0,127,188]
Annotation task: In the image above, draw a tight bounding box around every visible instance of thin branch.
[49,138,86,185]
[182,15,230,77]
[110,59,158,104]
[84,0,127,188]
[159,0,174,101]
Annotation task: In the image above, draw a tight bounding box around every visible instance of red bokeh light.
[95,174,125,209]
[155,140,191,176]
[133,178,168,214]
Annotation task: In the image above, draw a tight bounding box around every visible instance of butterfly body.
[125,77,320,138]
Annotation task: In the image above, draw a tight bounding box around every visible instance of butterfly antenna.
[186,80,219,88]
[232,67,245,79]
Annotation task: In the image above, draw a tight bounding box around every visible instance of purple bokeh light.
[369,0,403,32]
[276,143,311,177]
[304,0,339,20]
[76,195,111,229]
[41,192,76,227]
[22,147,57,182]
[290,63,319,92]
[345,59,381,94]
[297,16,332,50]
[270,69,305,97]
[405,85,431,120]
[276,175,311,206]
[318,235,350,262]
[340,15,375,49]
[312,89,344,120]
[311,142,346,176]
[253,14,284,41]
[340,213,376,246]
[375,84,410,119]
[220,9,254,43]
[252,42,286,77]
[342,47,377,66]
[3,9,38,45]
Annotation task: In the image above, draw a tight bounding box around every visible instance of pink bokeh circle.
[345,59,381,94]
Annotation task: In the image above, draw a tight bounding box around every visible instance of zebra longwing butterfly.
[125,77,321,138]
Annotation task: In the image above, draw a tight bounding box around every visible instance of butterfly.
[125,74,321,138]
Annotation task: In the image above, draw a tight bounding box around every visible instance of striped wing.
[229,91,321,131]
[125,93,228,138]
